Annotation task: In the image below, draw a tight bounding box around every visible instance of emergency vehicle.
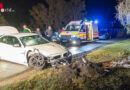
[60,20,99,45]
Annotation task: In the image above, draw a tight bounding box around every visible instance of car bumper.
[99,35,106,39]
[61,38,79,44]
[47,53,72,65]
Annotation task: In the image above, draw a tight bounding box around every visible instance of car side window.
[80,25,86,32]
[0,36,8,44]
[7,36,21,47]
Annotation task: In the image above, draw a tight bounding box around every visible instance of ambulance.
[60,20,99,45]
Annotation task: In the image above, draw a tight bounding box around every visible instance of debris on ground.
[60,55,108,81]
[102,56,130,68]
[60,55,130,81]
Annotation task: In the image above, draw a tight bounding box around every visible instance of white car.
[0,26,72,69]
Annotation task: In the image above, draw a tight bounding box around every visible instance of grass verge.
[87,39,130,63]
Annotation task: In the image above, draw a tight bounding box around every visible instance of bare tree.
[116,0,130,34]
[29,0,86,31]
[68,0,86,20]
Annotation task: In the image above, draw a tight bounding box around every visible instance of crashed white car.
[0,26,72,69]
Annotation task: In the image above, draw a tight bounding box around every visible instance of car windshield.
[64,25,80,31]
[20,35,49,46]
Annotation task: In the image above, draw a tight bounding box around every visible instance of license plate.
[62,40,67,42]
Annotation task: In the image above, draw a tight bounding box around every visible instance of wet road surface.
[0,39,125,81]
[68,39,123,55]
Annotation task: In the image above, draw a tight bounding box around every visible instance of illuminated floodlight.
[1,8,4,12]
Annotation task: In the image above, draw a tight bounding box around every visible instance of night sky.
[1,0,118,23]
[85,0,117,22]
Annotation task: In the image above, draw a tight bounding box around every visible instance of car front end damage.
[46,51,72,67]
[28,48,72,69]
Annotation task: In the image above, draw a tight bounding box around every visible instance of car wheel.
[28,53,47,70]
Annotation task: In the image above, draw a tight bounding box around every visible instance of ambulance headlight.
[72,40,77,44]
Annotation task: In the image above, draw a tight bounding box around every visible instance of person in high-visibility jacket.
[23,25,31,33]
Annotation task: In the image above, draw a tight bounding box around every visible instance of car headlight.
[34,48,40,53]
[63,51,71,57]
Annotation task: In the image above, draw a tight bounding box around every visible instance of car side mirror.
[13,44,20,47]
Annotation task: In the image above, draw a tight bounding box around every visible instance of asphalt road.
[0,61,28,81]
[0,39,125,81]
[68,39,123,55]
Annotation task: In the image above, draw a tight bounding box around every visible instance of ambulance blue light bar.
[94,20,98,24]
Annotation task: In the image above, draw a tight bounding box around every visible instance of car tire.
[28,53,47,70]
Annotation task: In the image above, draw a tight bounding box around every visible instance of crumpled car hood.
[30,42,67,56]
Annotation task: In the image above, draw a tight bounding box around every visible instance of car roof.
[0,26,19,35]
[4,33,38,38]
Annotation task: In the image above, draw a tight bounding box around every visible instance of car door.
[7,36,27,64]
[80,25,86,40]
[0,36,10,60]
[0,36,26,64]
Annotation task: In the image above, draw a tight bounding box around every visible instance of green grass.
[2,39,130,90]
[4,68,130,90]
[2,68,61,90]
[87,39,130,63]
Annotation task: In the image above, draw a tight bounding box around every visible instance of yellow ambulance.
[60,20,99,45]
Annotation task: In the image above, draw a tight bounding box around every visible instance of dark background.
[1,0,118,27]
[86,0,117,23]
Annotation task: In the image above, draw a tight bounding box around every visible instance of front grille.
[53,55,61,59]
[61,35,71,40]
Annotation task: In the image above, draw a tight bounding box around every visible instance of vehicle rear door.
[80,24,87,40]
